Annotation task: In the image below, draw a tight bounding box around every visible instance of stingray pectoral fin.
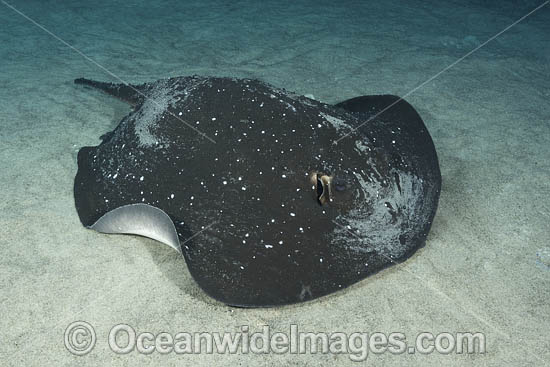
[335,95,434,145]
[334,94,410,116]
[335,95,428,135]
[336,94,441,179]
[89,204,182,253]
[75,78,147,105]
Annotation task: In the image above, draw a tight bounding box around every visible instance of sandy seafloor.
[0,0,549,365]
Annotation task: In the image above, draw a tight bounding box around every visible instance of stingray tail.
[75,78,146,105]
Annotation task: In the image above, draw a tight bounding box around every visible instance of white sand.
[0,0,548,365]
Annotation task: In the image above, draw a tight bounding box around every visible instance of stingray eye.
[314,173,332,205]
[316,175,324,200]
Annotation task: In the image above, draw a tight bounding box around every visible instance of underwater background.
[0,0,548,365]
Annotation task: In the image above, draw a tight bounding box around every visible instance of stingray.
[73,75,441,307]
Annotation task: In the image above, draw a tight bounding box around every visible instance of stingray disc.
[74,76,441,306]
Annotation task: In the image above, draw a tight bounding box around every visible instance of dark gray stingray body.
[74,76,441,307]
